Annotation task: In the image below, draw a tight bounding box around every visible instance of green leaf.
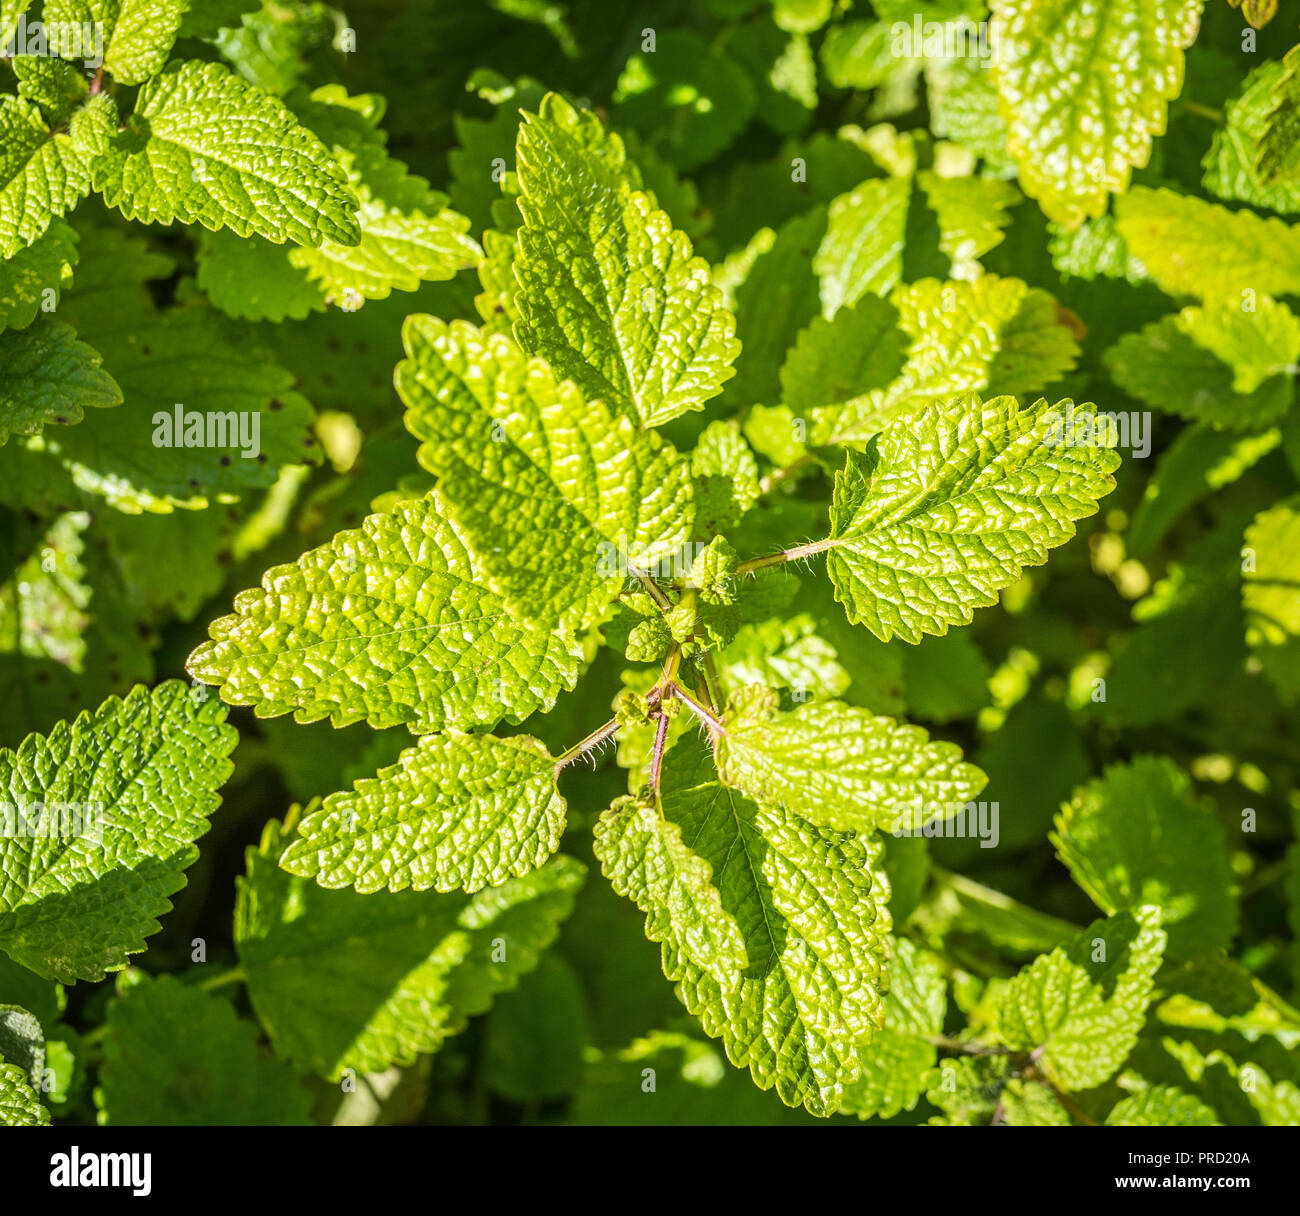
[1115,186,1300,299]
[926,54,1014,173]
[397,316,695,633]
[594,795,749,979]
[1127,423,1281,557]
[97,973,309,1124]
[655,738,890,1116]
[196,228,324,322]
[0,1003,44,1087]
[815,176,911,317]
[717,685,987,833]
[0,219,77,333]
[188,492,579,731]
[612,31,757,170]
[1052,757,1238,957]
[236,817,583,1079]
[729,20,817,136]
[839,938,946,1120]
[46,304,318,513]
[996,906,1166,1091]
[0,1057,47,1125]
[721,614,850,700]
[1103,509,1250,726]
[92,60,361,248]
[0,681,236,983]
[287,86,481,306]
[177,0,258,41]
[448,75,546,234]
[0,0,32,45]
[1106,1086,1220,1126]
[0,316,120,443]
[691,420,760,535]
[899,631,990,724]
[280,732,566,894]
[723,210,824,407]
[779,293,906,419]
[513,94,740,428]
[1104,298,1298,431]
[811,276,1081,445]
[45,0,186,85]
[924,1053,1009,1125]
[1243,497,1300,704]
[1258,40,1300,184]
[13,56,87,127]
[825,395,1119,643]
[0,97,93,257]
[988,0,1202,226]
[483,953,586,1103]
[1204,62,1300,213]
[0,509,91,669]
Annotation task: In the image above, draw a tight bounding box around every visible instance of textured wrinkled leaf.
[0,97,93,257]
[721,614,849,700]
[840,938,946,1120]
[1106,1086,1220,1126]
[45,0,185,85]
[989,0,1202,226]
[1115,186,1300,299]
[97,974,308,1124]
[237,817,583,1079]
[0,1057,47,1125]
[717,686,987,833]
[13,56,87,127]
[1053,758,1237,956]
[188,492,579,732]
[0,316,120,443]
[397,317,694,633]
[288,86,481,305]
[280,732,566,894]
[825,395,1119,642]
[691,420,760,535]
[0,682,236,983]
[595,795,749,980]
[997,906,1166,1091]
[92,60,361,247]
[513,93,739,428]
[656,739,890,1116]
[0,219,77,332]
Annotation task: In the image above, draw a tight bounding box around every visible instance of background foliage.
[1,0,1299,1126]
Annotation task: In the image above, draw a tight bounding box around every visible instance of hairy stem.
[648,712,670,798]
[635,571,674,612]
[735,536,835,576]
[672,682,726,735]
[555,717,620,771]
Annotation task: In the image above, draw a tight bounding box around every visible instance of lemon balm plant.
[0,0,1298,1128]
